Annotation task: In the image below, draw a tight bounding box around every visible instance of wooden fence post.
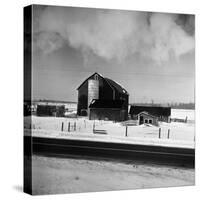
[125,126,128,137]
[93,122,95,133]
[167,129,170,139]
[185,116,188,123]
[159,128,161,139]
[68,122,70,132]
[61,122,64,132]
[74,122,76,131]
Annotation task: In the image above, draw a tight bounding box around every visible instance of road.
[24,136,195,168]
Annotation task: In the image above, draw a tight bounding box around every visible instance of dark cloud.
[175,14,195,36]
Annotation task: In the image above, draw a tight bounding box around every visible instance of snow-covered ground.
[171,109,195,121]
[24,109,195,148]
[32,155,194,195]
[28,109,195,195]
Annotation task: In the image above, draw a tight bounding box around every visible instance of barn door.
[139,116,144,125]
[120,110,126,121]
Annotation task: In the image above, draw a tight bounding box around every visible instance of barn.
[77,72,129,121]
[129,105,171,122]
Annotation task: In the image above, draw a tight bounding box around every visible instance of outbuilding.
[137,111,158,126]
[36,105,65,117]
[129,105,171,122]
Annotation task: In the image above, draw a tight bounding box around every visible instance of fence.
[25,117,194,141]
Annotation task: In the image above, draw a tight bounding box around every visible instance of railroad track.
[24,136,195,168]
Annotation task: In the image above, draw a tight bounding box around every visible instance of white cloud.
[33,6,195,64]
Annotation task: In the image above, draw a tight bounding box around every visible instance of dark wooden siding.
[130,106,171,122]
[138,113,158,126]
[99,78,114,100]
[36,105,65,117]
[77,80,88,115]
[89,108,126,122]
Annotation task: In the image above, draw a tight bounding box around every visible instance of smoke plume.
[33,6,195,64]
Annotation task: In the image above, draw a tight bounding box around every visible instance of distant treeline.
[130,102,195,110]
[170,102,195,110]
[33,99,77,104]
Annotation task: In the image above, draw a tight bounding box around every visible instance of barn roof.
[77,72,102,90]
[129,105,171,117]
[138,111,157,119]
[104,78,129,95]
[89,99,125,109]
[77,72,129,95]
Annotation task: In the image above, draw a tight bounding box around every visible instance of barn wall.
[138,113,158,126]
[99,78,114,100]
[122,94,129,120]
[77,80,88,115]
[36,105,65,117]
[114,89,129,120]
[89,108,125,122]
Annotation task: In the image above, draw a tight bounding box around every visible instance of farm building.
[77,72,129,121]
[129,105,171,122]
[36,105,65,117]
[137,111,158,126]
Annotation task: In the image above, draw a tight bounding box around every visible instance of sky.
[31,5,195,104]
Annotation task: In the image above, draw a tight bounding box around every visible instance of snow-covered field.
[24,109,195,148]
[32,155,194,195]
[171,109,195,121]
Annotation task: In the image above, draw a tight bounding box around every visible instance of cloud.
[33,6,195,64]
[33,31,65,54]
[148,13,195,63]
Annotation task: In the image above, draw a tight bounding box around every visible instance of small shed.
[138,111,158,126]
[129,105,171,122]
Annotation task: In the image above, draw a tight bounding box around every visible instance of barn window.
[81,109,88,116]
[94,74,98,80]
[145,119,148,123]
[149,119,152,124]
